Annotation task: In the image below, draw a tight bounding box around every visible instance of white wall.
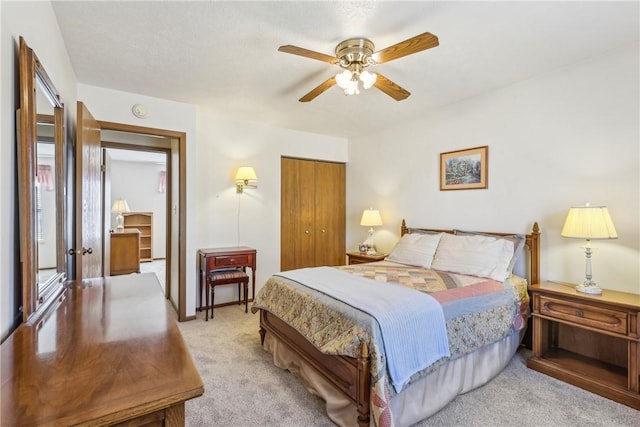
[194,112,348,304]
[1,0,78,340]
[347,44,640,294]
[110,159,167,259]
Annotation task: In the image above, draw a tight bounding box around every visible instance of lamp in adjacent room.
[235,166,258,193]
[111,198,130,233]
[360,209,383,255]
[561,203,618,295]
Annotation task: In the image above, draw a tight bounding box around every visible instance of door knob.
[82,247,93,255]
[68,248,77,256]
[305,230,310,234]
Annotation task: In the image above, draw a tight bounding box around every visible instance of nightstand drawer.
[539,295,628,335]
[346,252,387,265]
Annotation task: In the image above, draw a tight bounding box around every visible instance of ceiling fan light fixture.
[344,80,360,96]
[360,70,377,89]
[335,69,353,89]
[280,32,438,102]
[336,69,376,95]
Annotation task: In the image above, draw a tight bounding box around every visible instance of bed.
[253,220,540,427]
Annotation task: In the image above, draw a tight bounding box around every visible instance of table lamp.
[561,203,617,295]
[111,198,130,233]
[360,209,382,255]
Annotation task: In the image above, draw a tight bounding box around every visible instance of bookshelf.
[123,212,153,262]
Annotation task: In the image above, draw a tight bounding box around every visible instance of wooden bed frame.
[259,220,540,427]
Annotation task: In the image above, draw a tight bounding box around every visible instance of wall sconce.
[111,198,130,233]
[235,166,258,193]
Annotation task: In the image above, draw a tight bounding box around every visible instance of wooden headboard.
[400,219,541,285]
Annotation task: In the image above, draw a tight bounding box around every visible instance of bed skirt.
[263,330,521,427]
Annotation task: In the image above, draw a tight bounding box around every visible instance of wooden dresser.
[110,229,140,275]
[1,273,204,426]
[528,281,640,410]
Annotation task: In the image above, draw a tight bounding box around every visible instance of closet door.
[281,158,315,271]
[281,157,345,271]
[314,161,345,266]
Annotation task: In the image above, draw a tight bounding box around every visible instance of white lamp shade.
[335,70,353,89]
[359,70,377,89]
[360,209,382,227]
[561,205,617,239]
[235,166,257,182]
[111,199,130,213]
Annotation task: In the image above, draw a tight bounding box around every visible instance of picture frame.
[440,145,488,190]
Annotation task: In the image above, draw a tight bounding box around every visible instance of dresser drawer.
[539,295,628,335]
[209,254,249,268]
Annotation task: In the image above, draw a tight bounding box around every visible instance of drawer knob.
[576,310,584,317]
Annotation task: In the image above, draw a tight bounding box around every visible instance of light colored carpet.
[139,259,165,291]
[177,305,638,427]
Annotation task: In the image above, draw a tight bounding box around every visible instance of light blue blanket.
[277,266,450,391]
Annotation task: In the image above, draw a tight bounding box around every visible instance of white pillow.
[431,233,514,281]
[386,233,443,268]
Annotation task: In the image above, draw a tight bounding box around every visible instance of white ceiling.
[51,1,639,139]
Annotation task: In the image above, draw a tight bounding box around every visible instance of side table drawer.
[539,295,628,335]
[209,254,249,268]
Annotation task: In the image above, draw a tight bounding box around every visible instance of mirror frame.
[18,37,66,322]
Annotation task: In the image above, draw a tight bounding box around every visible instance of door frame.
[98,121,188,321]
[102,142,171,299]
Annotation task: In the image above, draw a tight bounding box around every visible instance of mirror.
[18,37,66,321]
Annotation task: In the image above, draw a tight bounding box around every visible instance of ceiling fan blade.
[373,32,439,64]
[278,45,339,64]
[299,76,337,102]
[373,74,410,101]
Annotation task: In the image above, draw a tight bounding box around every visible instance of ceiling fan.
[278,32,439,102]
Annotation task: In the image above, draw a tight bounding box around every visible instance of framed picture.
[440,146,488,190]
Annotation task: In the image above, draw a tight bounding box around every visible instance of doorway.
[98,121,185,319]
[102,143,169,296]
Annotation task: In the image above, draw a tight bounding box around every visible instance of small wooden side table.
[527,281,640,410]
[346,252,387,265]
[198,246,256,314]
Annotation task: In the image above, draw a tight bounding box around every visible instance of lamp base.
[576,284,602,295]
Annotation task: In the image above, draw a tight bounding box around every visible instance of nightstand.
[346,252,387,265]
[527,281,640,410]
